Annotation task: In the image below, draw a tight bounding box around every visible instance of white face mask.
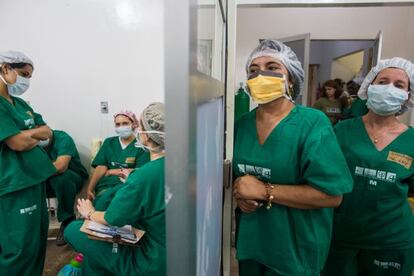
[366,84,409,116]
[0,69,30,96]
[115,125,133,139]
[134,130,164,152]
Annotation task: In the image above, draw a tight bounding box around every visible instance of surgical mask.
[134,130,164,152]
[366,84,409,116]
[247,71,288,104]
[115,125,133,138]
[38,138,50,148]
[0,69,30,96]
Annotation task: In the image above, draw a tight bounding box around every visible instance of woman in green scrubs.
[0,51,56,275]
[42,129,89,246]
[64,102,166,276]
[323,58,414,276]
[86,110,149,207]
[232,40,353,276]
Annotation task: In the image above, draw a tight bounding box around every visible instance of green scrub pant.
[239,260,320,276]
[0,183,49,276]
[46,170,84,222]
[239,260,283,276]
[322,243,414,276]
[64,220,141,276]
[94,176,122,198]
[94,184,123,211]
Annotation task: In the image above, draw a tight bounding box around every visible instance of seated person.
[64,102,166,276]
[313,79,343,125]
[41,129,89,246]
[86,110,149,208]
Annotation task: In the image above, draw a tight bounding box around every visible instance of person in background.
[41,129,89,246]
[0,51,56,275]
[344,78,370,118]
[334,78,346,91]
[64,102,166,276]
[338,80,358,120]
[86,110,149,209]
[232,40,353,276]
[323,57,414,276]
[313,79,344,124]
[346,80,361,99]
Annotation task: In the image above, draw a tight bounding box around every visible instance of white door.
[371,30,383,68]
[276,33,311,106]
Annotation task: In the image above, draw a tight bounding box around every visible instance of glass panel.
[197,0,225,81]
[196,98,224,276]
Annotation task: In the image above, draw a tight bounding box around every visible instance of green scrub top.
[332,117,414,249]
[104,157,165,276]
[233,105,353,275]
[0,96,56,196]
[92,136,149,169]
[91,136,150,192]
[349,97,369,118]
[313,97,342,124]
[46,130,88,179]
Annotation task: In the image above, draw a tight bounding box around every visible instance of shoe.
[56,216,74,246]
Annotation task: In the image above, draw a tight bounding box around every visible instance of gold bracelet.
[266,184,275,210]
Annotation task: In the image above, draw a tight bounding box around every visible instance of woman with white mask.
[87,110,149,209]
[323,57,414,276]
[65,102,166,276]
[0,51,56,275]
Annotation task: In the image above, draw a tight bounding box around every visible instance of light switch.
[100,101,109,114]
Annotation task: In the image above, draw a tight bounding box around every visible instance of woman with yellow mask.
[232,39,353,276]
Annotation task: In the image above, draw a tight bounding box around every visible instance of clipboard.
[80,220,145,246]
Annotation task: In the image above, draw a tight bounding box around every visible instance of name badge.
[387,151,413,169]
[326,107,340,113]
[125,157,136,164]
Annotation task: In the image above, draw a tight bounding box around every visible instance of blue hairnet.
[358,57,414,114]
[246,39,304,100]
[0,51,33,68]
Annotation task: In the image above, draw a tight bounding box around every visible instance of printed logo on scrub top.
[326,107,341,113]
[24,111,35,128]
[373,259,401,270]
[237,164,271,181]
[24,118,35,128]
[19,204,37,215]
[110,161,128,168]
[354,166,397,183]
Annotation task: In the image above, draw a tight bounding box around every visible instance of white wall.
[0,0,164,167]
[310,40,373,84]
[331,50,364,82]
[409,8,414,126]
[236,5,414,124]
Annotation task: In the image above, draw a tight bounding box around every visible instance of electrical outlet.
[100,101,109,114]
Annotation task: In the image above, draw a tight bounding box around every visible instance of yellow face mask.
[247,71,287,104]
